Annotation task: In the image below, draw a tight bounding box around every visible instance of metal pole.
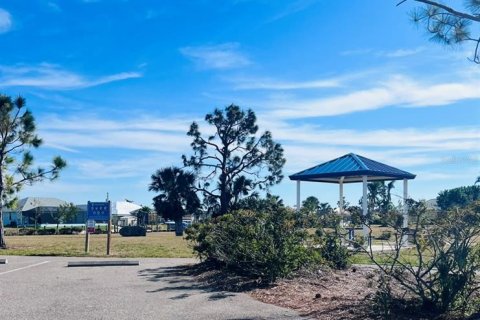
[85,228,89,253]
[85,201,90,254]
[362,175,369,243]
[339,176,344,227]
[296,181,301,212]
[402,179,409,246]
[403,179,408,228]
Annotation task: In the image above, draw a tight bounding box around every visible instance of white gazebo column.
[402,178,409,245]
[296,180,301,212]
[339,176,344,227]
[362,175,369,242]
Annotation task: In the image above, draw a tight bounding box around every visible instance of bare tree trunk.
[0,184,6,248]
[175,218,183,237]
[0,209,6,248]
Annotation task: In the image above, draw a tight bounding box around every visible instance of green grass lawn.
[1,232,194,258]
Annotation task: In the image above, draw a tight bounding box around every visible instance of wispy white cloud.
[265,74,480,118]
[41,130,190,153]
[340,47,425,58]
[267,0,320,22]
[0,63,142,90]
[180,43,251,70]
[40,114,195,132]
[0,8,12,34]
[75,157,172,179]
[340,48,373,56]
[382,47,426,58]
[227,76,342,90]
[38,114,197,153]
[258,120,480,152]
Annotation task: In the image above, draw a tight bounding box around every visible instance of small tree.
[51,203,77,234]
[149,167,200,236]
[182,104,286,217]
[437,185,480,211]
[132,206,151,227]
[398,0,480,63]
[302,196,320,214]
[0,95,66,248]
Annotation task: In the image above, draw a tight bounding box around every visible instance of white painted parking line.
[0,261,50,276]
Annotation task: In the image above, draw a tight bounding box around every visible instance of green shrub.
[186,208,319,283]
[376,231,391,241]
[19,228,36,235]
[319,233,350,269]
[4,228,19,236]
[368,200,480,318]
[59,227,83,234]
[37,228,56,235]
[119,226,146,237]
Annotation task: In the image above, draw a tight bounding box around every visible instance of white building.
[111,200,142,226]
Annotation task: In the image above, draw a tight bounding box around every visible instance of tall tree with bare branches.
[182,104,285,217]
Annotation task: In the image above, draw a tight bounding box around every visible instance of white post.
[296,181,301,212]
[339,176,344,227]
[402,178,409,246]
[362,175,369,242]
[403,179,408,228]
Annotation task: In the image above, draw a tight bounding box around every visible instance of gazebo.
[289,153,416,238]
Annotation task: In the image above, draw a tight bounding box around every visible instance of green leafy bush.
[186,208,319,283]
[37,228,56,235]
[318,233,350,269]
[19,228,36,235]
[368,200,480,318]
[376,231,391,241]
[119,226,146,237]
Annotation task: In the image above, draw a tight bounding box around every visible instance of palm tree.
[132,206,151,227]
[149,167,200,236]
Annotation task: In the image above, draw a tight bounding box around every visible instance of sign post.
[107,216,112,255]
[87,201,111,255]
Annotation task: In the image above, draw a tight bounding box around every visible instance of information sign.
[87,201,111,221]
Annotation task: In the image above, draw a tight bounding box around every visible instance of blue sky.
[0,0,479,208]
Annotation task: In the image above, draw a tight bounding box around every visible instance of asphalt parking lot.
[0,256,301,320]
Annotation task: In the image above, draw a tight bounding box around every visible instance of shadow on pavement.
[138,263,266,299]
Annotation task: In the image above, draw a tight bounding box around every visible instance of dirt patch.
[251,266,380,320]
[189,263,478,320]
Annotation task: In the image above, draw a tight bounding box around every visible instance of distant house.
[2,197,143,227]
[2,197,87,227]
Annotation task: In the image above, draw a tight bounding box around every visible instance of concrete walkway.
[0,256,302,320]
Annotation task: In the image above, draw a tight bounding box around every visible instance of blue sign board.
[87,201,111,221]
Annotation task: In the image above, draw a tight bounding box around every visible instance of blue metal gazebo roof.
[289,153,416,184]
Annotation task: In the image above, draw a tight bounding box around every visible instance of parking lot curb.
[67,260,139,267]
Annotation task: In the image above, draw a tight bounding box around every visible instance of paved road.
[0,256,302,320]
